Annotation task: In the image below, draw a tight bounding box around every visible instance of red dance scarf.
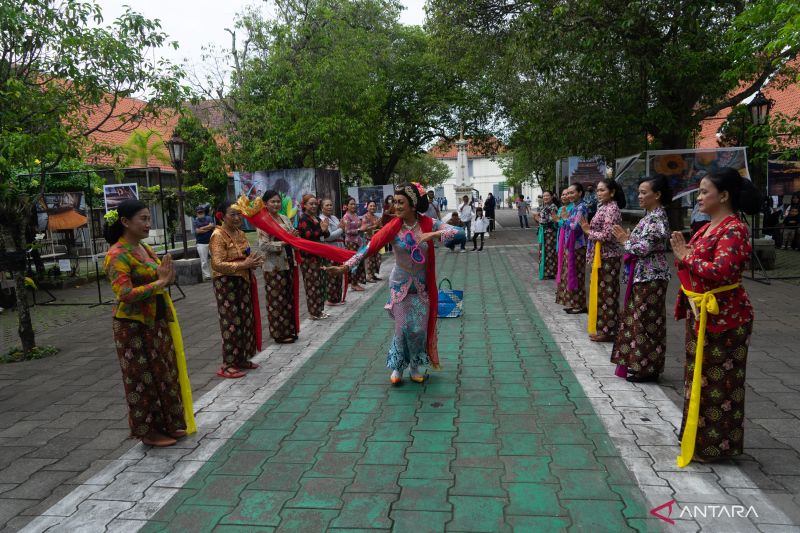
[244,208,356,264]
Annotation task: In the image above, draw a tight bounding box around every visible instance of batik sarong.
[542,229,557,279]
[345,242,367,284]
[113,318,186,437]
[367,253,382,280]
[559,247,586,309]
[678,316,751,461]
[213,275,257,366]
[610,279,667,378]
[264,269,297,340]
[300,255,325,317]
[595,257,621,336]
[325,260,345,304]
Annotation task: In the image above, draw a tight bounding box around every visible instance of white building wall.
[435,156,541,212]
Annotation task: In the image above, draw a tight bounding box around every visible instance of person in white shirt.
[458,195,474,241]
[471,207,489,251]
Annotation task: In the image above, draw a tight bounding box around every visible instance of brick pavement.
[0,265,376,531]
[3,211,800,532]
[127,232,653,532]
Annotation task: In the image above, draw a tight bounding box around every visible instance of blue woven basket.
[437,278,463,318]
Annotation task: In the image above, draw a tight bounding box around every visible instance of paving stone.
[359,441,408,465]
[219,490,293,527]
[448,495,509,532]
[453,422,497,443]
[390,509,451,533]
[505,482,565,516]
[329,492,396,529]
[450,466,506,497]
[408,431,456,454]
[500,456,556,484]
[394,478,452,512]
[184,475,255,507]
[0,469,74,500]
[556,469,619,500]
[549,444,601,470]
[347,464,404,493]
[402,452,453,480]
[249,463,310,492]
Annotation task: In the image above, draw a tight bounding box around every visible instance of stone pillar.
[173,258,203,285]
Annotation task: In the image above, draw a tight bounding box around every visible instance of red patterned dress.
[674,215,754,461]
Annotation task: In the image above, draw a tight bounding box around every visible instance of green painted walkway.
[143,251,655,532]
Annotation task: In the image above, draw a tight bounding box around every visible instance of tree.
[0,0,185,355]
[121,129,170,168]
[173,115,229,204]
[427,0,800,161]
[392,152,452,187]
[204,0,471,184]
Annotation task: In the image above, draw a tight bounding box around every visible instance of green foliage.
[1,345,59,364]
[392,153,452,188]
[225,0,469,184]
[121,130,170,168]
[140,184,213,211]
[0,0,186,354]
[427,0,800,167]
[173,115,228,203]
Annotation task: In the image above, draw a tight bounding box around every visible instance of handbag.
[437,278,463,318]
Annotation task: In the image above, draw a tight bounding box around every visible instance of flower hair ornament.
[412,182,426,197]
[104,209,119,225]
[397,185,419,207]
[214,210,225,222]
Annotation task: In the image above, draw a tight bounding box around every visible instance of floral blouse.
[344,218,460,308]
[586,202,623,263]
[623,207,670,284]
[539,203,558,231]
[343,211,362,246]
[209,227,251,280]
[298,213,330,259]
[565,201,588,249]
[362,212,381,239]
[257,213,294,273]
[104,238,173,325]
[674,215,753,333]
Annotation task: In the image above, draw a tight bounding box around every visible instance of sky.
[95,0,427,71]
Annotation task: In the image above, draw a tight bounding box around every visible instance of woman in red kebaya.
[670,168,759,466]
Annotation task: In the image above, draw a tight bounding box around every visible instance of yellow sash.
[587,242,602,334]
[163,292,197,434]
[676,282,739,467]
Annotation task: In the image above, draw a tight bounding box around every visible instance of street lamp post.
[165,132,188,257]
[745,90,773,283]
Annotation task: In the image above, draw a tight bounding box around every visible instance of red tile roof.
[430,137,504,159]
[696,61,800,149]
[83,95,178,170]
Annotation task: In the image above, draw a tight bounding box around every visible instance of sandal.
[236,361,260,370]
[141,431,177,447]
[565,308,588,314]
[390,370,402,385]
[168,429,187,439]
[216,366,245,379]
[351,285,365,292]
[275,336,296,344]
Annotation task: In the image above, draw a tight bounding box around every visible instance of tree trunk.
[12,223,36,354]
[14,271,36,354]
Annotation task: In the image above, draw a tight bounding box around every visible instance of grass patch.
[1,345,59,364]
